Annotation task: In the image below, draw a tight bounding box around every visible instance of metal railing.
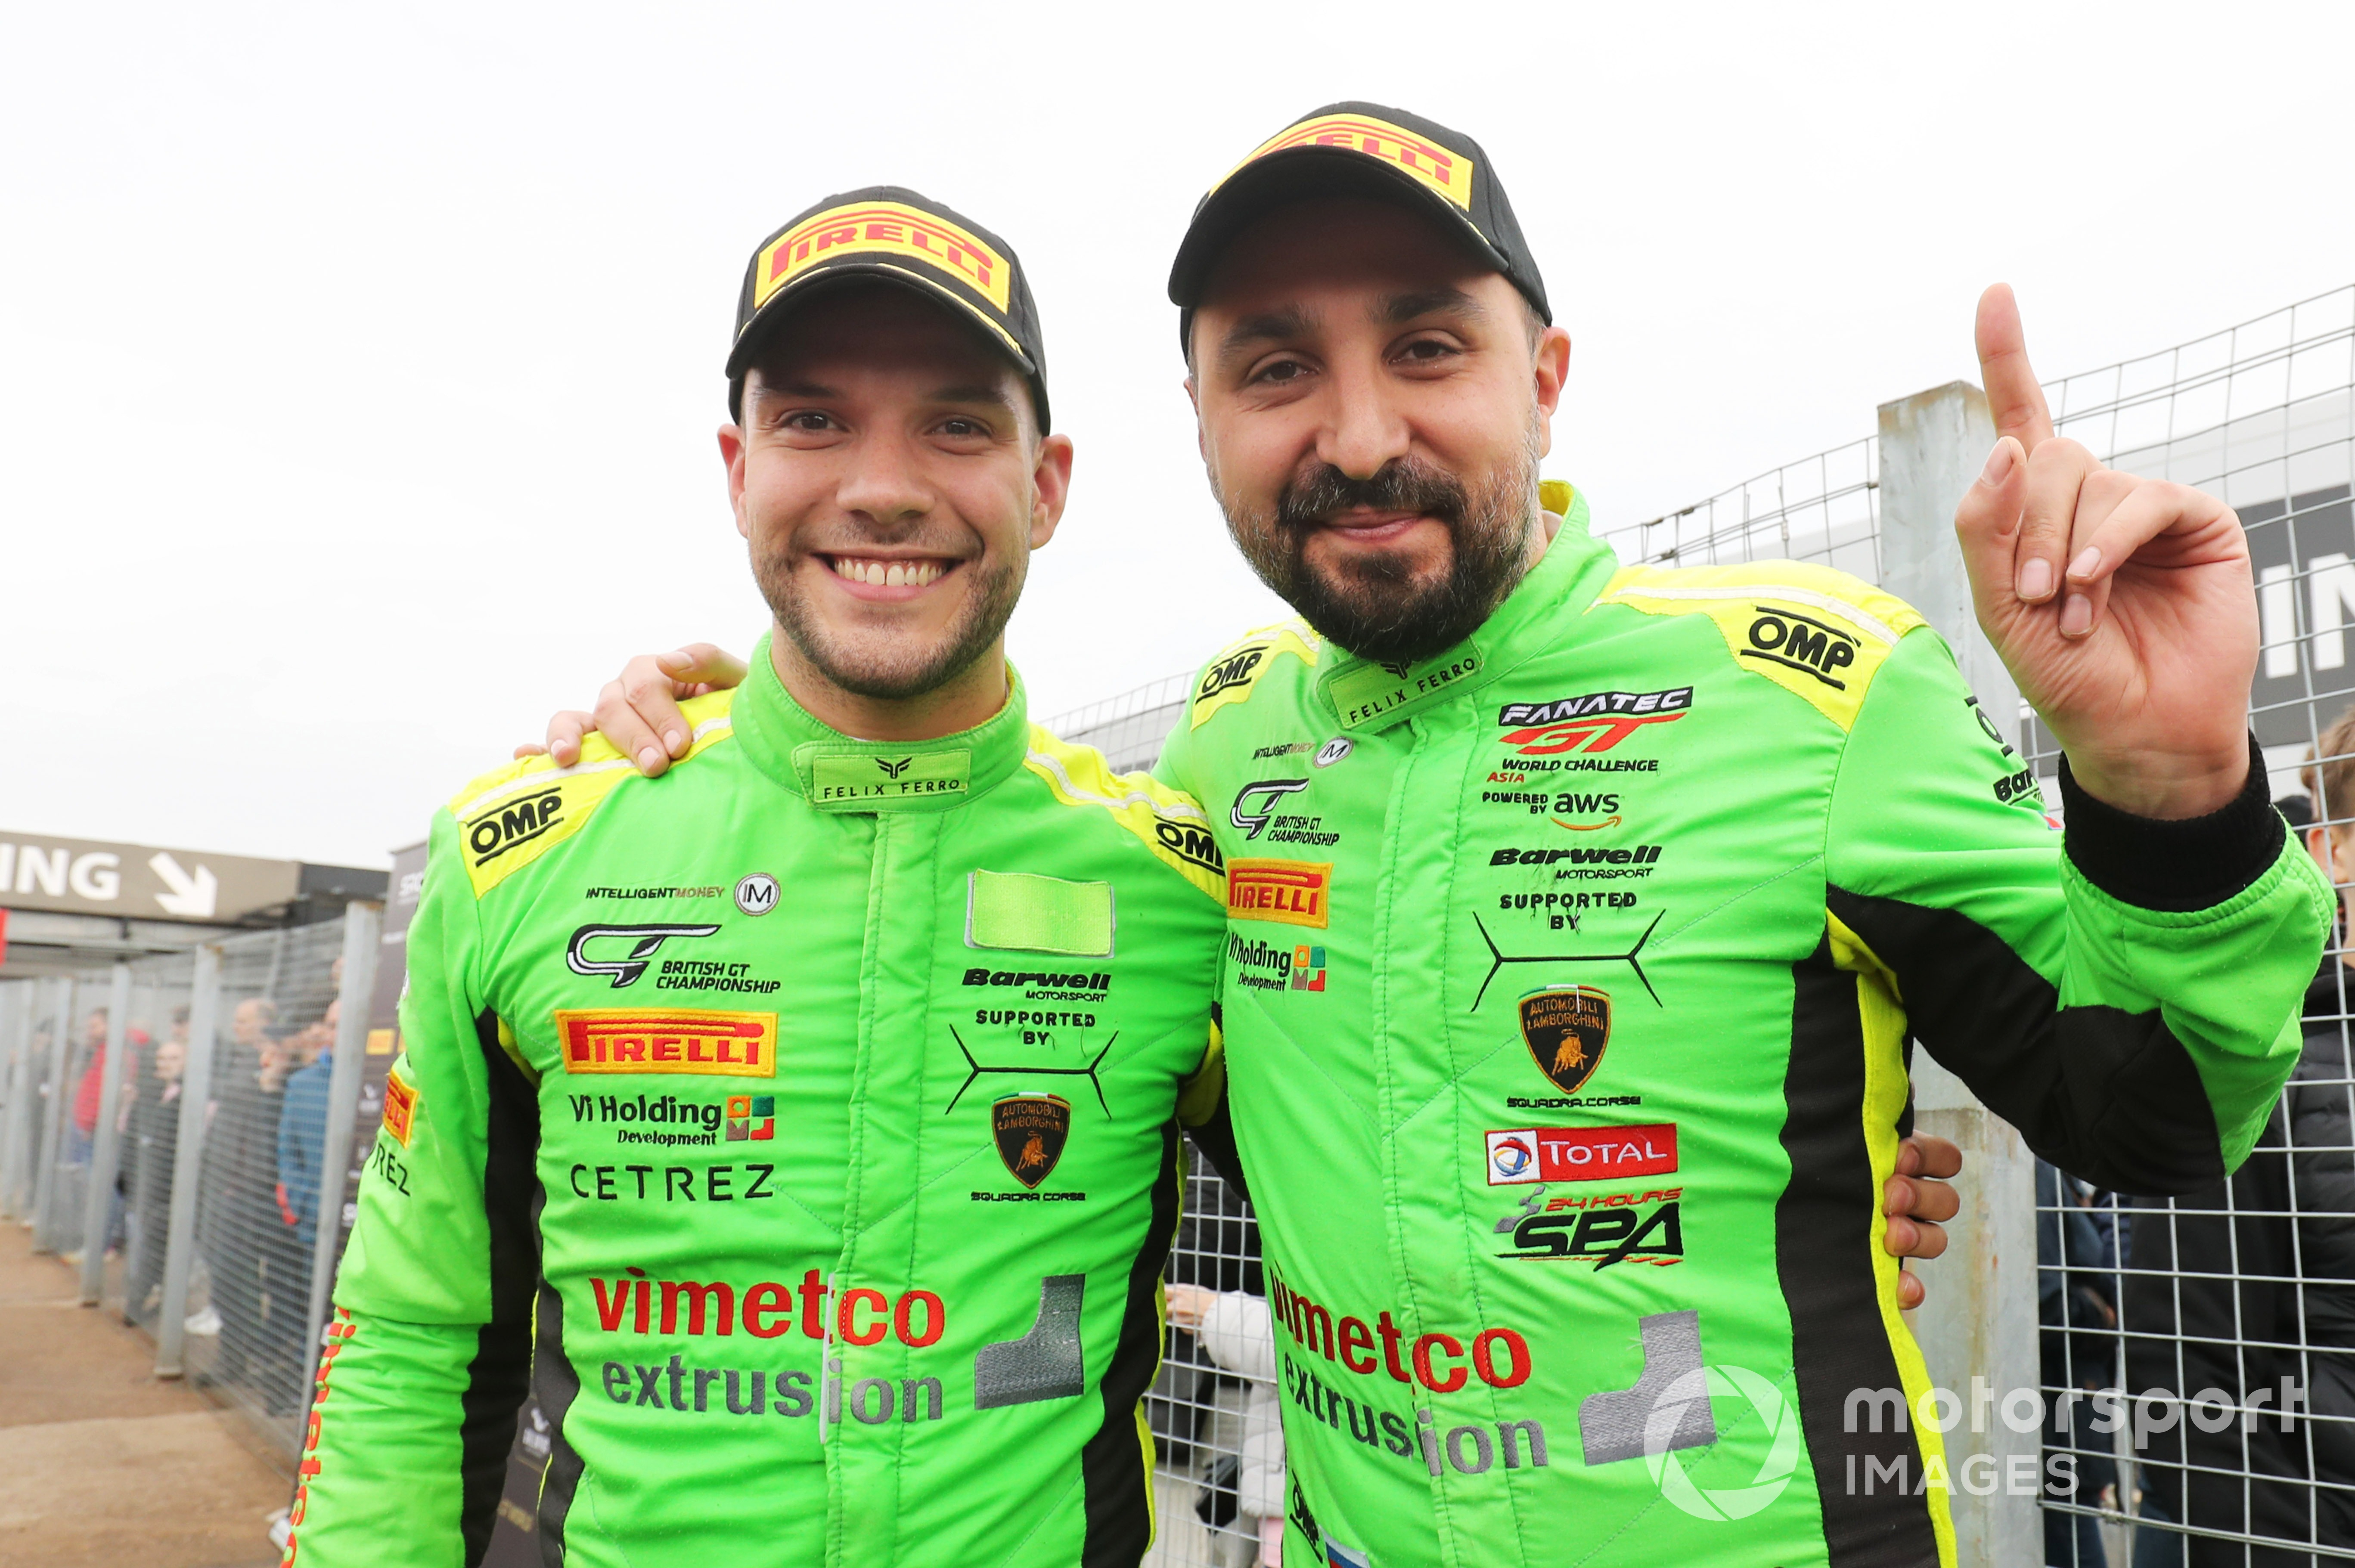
[0,904,381,1460]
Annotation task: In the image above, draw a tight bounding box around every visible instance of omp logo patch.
[1594,566,1924,732]
[1187,623,1319,730]
[381,1070,418,1147]
[755,200,1012,312]
[556,1009,778,1078]
[1743,608,1859,688]
[1227,859,1331,929]
[1222,112,1476,211]
[465,790,562,867]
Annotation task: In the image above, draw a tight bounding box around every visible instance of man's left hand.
[1884,1134,1962,1310]
[1955,285,2253,819]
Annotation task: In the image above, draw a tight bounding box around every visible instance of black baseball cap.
[1167,102,1550,350]
[727,185,1049,429]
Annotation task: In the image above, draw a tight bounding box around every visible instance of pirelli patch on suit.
[381,1069,419,1146]
[1226,859,1331,929]
[555,1009,779,1078]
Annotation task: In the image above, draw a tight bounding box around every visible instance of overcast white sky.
[6,2,2350,869]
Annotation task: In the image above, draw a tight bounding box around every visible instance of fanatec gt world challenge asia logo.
[1496,688,1692,756]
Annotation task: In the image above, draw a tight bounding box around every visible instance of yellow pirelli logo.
[755,201,1012,313]
[1219,113,1475,211]
[555,1008,779,1078]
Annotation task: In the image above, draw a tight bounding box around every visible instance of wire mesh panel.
[32,972,117,1256]
[2030,287,2355,1567]
[179,920,348,1448]
[1592,435,1883,579]
[1048,672,1195,775]
[1147,1148,1277,1568]
[118,951,196,1332]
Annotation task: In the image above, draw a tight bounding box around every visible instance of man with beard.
[284,189,1247,1567]
[541,122,2146,1566]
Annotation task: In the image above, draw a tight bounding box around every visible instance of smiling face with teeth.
[721,283,1072,731]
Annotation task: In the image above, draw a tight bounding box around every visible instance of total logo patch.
[1486,1124,1678,1185]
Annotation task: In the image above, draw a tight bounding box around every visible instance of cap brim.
[1167,147,1512,307]
[727,262,1038,382]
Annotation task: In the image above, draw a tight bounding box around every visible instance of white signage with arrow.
[0,832,300,924]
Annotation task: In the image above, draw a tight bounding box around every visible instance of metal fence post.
[156,944,222,1378]
[1877,380,2042,1567]
[303,905,380,1366]
[79,964,133,1303]
[0,985,34,1216]
[29,976,77,1249]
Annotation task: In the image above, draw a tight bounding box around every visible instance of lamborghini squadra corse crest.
[1519,986,1610,1094]
[992,1094,1071,1189]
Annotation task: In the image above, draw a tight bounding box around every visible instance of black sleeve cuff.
[2059,733,2282,913]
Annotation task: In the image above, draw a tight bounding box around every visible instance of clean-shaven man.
[577,105,2327,1567]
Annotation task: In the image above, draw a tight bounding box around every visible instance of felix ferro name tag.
[808,750,972,809]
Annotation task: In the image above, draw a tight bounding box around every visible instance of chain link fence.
[0,909,378,1463]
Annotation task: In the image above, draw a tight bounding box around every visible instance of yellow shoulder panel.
[1594,562,1927,732]
[1023,726,1226,904]
[443,689,738,897]
[1186,619,1321,731]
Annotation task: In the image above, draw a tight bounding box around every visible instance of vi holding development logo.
[1291,945,1327,992]
[725,1096,774,1141]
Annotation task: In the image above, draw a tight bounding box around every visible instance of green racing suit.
[286,637,1232,1567]
[1153,480,2330,1568]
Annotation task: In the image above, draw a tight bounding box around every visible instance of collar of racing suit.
[1310,479,1621,733]
[728,630,1033,812]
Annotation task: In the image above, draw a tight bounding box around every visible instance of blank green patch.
[966,870,1114,957]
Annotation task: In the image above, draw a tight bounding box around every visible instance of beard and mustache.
[752,532,1023,703]
[1216,417,1546,665]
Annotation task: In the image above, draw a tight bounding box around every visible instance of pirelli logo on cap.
[381,1069,418,1147]
[555,1008,779,1078]
[1226,858,1331,929]
[1222,112,1475,211]
[754,201,1012,313]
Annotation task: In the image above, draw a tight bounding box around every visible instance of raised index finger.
[1976,283,2055,452]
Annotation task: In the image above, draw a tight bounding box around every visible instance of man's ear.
[1531,325,1571,459]
[719,423,750,541]
[1029,433,1075,549]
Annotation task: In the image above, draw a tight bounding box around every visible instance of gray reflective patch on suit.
[1576,1309,1717,1464]
[974,1274,1086,1409]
